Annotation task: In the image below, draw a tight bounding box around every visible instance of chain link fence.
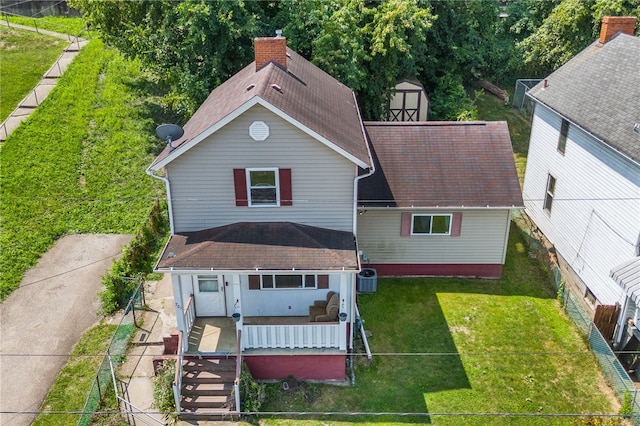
[513,79,542,120]
[513,211,640,422]
[77,279,145,426]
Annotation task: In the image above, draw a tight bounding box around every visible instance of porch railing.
[183,294,195,339]
[242,322,344,350]
[172,331,184,413]
[234,329,242,412]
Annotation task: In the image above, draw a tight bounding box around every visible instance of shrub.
[153,360,176,416]
[240,363,265,413]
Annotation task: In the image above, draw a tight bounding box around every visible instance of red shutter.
[233,169,248,206]
[451,212,462,237]
[279,168,292,206]
[400,212,412,236]
[317,275,329,289]
[248,275,260,290]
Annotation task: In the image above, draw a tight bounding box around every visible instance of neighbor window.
[261,274,317,289]
[198,275,219,292]
[543,174,556,212]
[557,119,569,154]
[247,168,279,206]
[411,214,452,235]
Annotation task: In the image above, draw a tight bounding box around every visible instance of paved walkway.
[0,21,87,141]
[0,234,132,426]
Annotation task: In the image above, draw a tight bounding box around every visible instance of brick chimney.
[254,31,287,71]
[599,16,637,44]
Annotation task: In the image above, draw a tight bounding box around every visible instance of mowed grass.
[476,92,531,183]
[259,225,617,425]
[0,39,164,300]
[0,25,66,121]
[0,14,87,37]
[31,323,116,426]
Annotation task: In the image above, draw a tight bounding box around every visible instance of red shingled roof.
[359,121,523,208]
[156,222,359,271]
[150,48,370,169]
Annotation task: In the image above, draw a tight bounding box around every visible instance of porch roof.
[611,257,640,304]
[156,222,359,271]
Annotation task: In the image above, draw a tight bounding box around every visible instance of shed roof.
[149,48,371,170]
[528,33,640,163]
[359,121,523,208]
[156,222,359,271]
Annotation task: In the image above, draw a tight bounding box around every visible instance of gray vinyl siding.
[167,105,356,233]
[522,103,640,305]
[356,209,511,264]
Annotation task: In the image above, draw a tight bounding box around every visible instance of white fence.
[242,323,346,350]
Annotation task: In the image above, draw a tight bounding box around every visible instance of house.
[387,78,429,121]
[521,16,640,344]
[146,32,523,413]
[357,121,523,278]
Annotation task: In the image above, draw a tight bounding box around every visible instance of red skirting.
[369,263,502,278]
[244,353,346,381]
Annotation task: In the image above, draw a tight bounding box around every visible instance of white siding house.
[522,17,640,342]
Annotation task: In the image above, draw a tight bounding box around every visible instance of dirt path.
[0,234,131,425]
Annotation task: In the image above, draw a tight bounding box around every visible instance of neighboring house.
[146,32,523,400]
[358,121,523,278]
[521,16,640,344]
[387,78,429,121]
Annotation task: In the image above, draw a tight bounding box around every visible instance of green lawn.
[0,14,87,38]
[476,92,532,183]
[0,39,164,300]
[0,25,66,121]
[259,225,618,425]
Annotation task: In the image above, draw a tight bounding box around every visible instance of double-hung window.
[247,168,279,206]
[543,174,556,212]
[557,119,569,154]
[411,214,452,235]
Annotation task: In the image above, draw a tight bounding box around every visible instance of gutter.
[146,168,175,234]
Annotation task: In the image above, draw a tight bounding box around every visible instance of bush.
[153,360,176,415]
[100,199,168,314]
[240,363,265,413]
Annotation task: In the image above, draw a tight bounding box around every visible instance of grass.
[0,25,66,121]
[0,14,88,37]
[31,323,116,426]
[0,38,165,301]
[258,225,618,425]
[476,91,532,183]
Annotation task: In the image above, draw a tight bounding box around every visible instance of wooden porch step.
[183,357,236,370]
[183,369,236,382]
[181,394,229,409]
[183,382,234,396]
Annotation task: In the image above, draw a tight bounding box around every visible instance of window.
[233,168,292,207]
[261,274,317,289]
[543,174,556,212]
[557,119,569,154]
[198,275,219,292]
[411,214,452,235]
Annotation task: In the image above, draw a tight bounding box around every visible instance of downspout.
[146,168,175,234]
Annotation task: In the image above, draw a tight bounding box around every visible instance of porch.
[186,316,347,354]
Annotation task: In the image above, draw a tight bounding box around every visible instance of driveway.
[0,234,131,425]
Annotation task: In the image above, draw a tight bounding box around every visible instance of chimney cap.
[275,29,283,38]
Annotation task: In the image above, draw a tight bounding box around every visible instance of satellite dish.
[155,124,184,152]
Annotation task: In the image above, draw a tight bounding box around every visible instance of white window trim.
[543,174,556,213]
[260,274,318,290]
[246,167,280,207]
[197,275,220,292]
[410,213,453,236]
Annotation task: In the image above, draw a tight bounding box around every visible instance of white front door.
[193,275,226,316]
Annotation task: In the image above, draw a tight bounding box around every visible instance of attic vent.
[271,84,283,93]
[249,121,270,141]
[246,84,256,91]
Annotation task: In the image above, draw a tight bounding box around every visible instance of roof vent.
[249,121,270,141]
[246,84,256,91]
[271,84,283,93]
[634,123,640,135]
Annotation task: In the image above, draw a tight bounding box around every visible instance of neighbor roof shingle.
[156,222,359,271]
[359,121,523,208]
[528,33,640,163]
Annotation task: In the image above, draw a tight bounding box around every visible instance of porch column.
[615,295,630,344]
[230,274,245,350]
[339,274,348,351]
[171,275,188,352]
